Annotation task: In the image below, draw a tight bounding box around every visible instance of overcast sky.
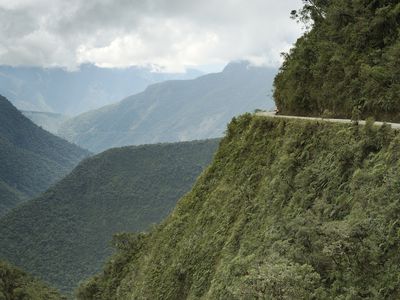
[0,0,304,72]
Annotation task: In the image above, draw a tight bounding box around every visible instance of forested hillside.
[0,139,219,295]
[59,61,276,153]
[78,115,400,299]
[274,0,400,121]
[0,260,65,300]
[0,95,89,216]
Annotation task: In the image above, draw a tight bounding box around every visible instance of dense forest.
[274,0,400,121]
[78,115,400,299]
[0,95,89,216]
[0,260,65,300]
[0,139,219,295]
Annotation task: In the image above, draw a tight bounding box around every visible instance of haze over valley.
[0,64,202,116]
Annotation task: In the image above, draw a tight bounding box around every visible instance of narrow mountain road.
[256,111,400,130]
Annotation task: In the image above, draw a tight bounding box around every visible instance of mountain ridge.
[0,95,89,216]
[59,61,276,152]
[0,139,219,294]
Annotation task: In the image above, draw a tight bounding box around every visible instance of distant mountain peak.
[222,60,252,73]
[58,62,277,153]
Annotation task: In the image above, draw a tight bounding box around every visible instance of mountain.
[0,139,219,295]
[58,61,276,153]
[78,115,400,299]
[274,1,400,121]
[22,111,69,134]
[0,64,203,116]
[0,260,65,300]
[0,95,89,216]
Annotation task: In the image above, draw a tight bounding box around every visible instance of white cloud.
[0,0,304,72]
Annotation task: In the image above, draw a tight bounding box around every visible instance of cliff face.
[78,115,400,299]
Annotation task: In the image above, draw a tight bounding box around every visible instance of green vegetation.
[0,95,89,216]
[0,260,65,300]
[59,61,276,153]
[274,0,400,121]
[0,139,219,295]
[78,115,400,299]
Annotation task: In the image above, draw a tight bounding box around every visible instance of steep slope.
[0,260,65,300]
[0,64,202,115]
[78,115,400,299]
[0,139,219,294]
[59,62,276,152]
[274,0,400,121]
[0,95,89,216]
[22,111,69,134]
